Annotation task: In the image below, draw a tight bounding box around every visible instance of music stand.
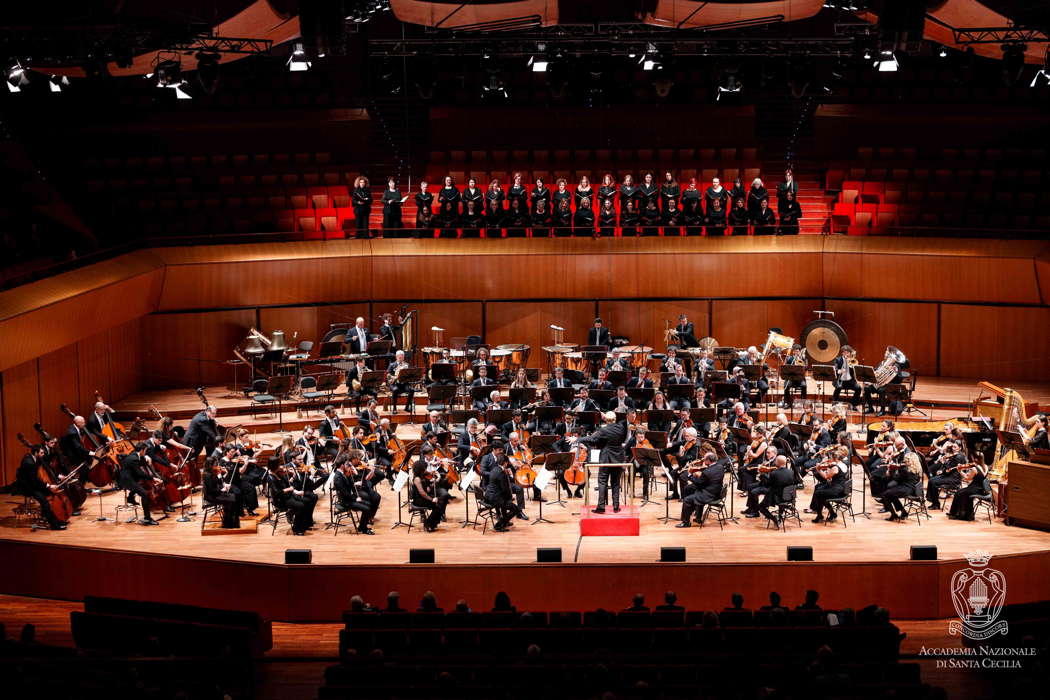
[581,346,608,377]
[703,370,728,388]
[714,347,737,369]
[548,387,574,407]
[658,372,675,387]
[627,387,655,408]
[644,409,674,431]
[366,340,393,355]
[575,411,601,431]
[664,383,693,407]
[644,431,668,449]
[525,368,541,383]
[810,364,837,417]
[563,369,586,386]
[429,362,456,384]
[690,407,716,426]
[853,365,876,385]
[606,370,629,387]
[533,406,565,432]
[266,374,295,430]
[711,382,741,413]
[539,451,574,512]
[319,340,345,358]
[470,385,498,408]
[451,409,481,426]
[427,384,457,412]
[883,383,913,418]
[509,387,537,407]
[315,372,342,397]
[528,434,560,455]
[779,364,805,410]
[589,389,614,407]
[486,408,512,427]
[631,446,663,508]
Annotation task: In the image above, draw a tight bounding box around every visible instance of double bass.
[60,403,116,487]
[33,423,88,510]
[17,432,73,523]
[93,391,143,456]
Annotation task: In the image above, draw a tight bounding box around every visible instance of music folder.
[853,365,877,385]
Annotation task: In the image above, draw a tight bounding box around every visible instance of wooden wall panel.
[710,300,821,350]
[939,305,1050,382]
[142,310,256,390]
[108,317,143,402]
[386,302,483,349]
[37,347,79,441]
[258,304,371,346]
[824,301,939,374]
[198,310,257,386]
[598,300,711,350]
[1,360,40,484]
[76,331,111,418]
[485,302,596,367]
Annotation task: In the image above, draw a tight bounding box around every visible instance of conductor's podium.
[579,505,641,536]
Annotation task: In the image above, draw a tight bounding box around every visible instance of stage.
[3,467,1049,622]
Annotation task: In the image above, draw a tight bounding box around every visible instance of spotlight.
[1031,68,1050,88]
[154,59,182,86]
[862,49,872,60]
[6,60,29,93]
[874,50,898,72]
[1001,43,1026,86]
[938,47,948,58]
[528,55,549,73]
[288,42,312,72]
[195,51,221,95]
[641,42,659,71]
[49,75,69,93]
[171,81,193,100]
[716,69,743,101]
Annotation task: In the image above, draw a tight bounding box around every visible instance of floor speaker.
[787,546,813,561]
[410,548,435,563]
[911,545,938,561]
[285,549,312,564]
[537,547,562,562]
[661,547,686,562]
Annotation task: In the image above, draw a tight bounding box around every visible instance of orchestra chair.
[114,489,140,524]
[698,484,730,531]
[472,496,499,534]
[14,495,44,528]
[824,493,856,528]
[298,376,326,416]
[265,487,291,535]
[249,378,277,418]
[405,503,432,533]
[199,494,222,532]
[936,481,960,509]
[327,496,360,536]
[971,481,996,524]
[900,477,931,525]
[765,485,802,532]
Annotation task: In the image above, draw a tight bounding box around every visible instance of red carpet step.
[579,505,641,536]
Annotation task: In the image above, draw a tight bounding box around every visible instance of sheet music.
[589,449,601,463]
[392,470,410,492]
[534,467,553,491]
[661,466,674,482]
[460,468,476,490]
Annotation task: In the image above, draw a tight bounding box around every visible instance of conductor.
[576,411,628,514]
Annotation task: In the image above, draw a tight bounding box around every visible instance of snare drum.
[490,348,512,372]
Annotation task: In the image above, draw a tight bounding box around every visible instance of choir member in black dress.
[352,175,372,238]
[776,168,798,212]
[598,198,617,237]
[503,197,530,238]
[598,174,617,211]
[639,172,659,213]
[727,177,746,209]
[530,177,550,215]
[660,171,680,216]
[706,197,727,237]
[507,172,528,211]
[575,175,594,211]
[381,177,403,235]
[461,176,483,217]
[552,178,573,237]
[619,174,638,233]
[679,178,702,235]
[461,199,483,238]
[729,197,749,235]
[753,199,777,235]
[531,198,552,237]
[747,177,769,221]
[575,195,596,236]
[778,190,802,235]
[435,176,459,237]
[662,197,682,235]
[414,180,434,239]
[704,176,730,217]
[485,179,505,234]
[640,197,661,236]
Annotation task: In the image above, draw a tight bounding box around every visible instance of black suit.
[680,459,727,523]
[757,467,796,521]
[484,463,517,528]
[831,356,861,407]
[185,410,219,463]
[347,327,371,355]
[579,421,629,509]
[17,454,64,528]
[588,327,612,347]
[61,424,93,467]
[86,411,117,443]
[674,322,698,348]
[333,469,380,532]
[118,452,154,517]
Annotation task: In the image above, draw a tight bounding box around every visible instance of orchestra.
[13,313,1029,547]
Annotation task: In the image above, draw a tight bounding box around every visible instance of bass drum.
[802,319,847,364]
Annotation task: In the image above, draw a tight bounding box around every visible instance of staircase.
[364,97,430,229]
[755,95,830,235]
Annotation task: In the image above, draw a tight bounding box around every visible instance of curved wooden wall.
[2,237,1049,480]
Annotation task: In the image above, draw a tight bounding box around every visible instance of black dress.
[437,186,461,237]
[729,203,750,235]
[552,189,573,237]
[778,200,803,235]
[753,207,777,235]
[414,191,434,238]
[574,187,595,235]
[485,189,505,232]
[704,186,730,216]
[574,202,596,236]
[503,204,530,238]
[619,184,640,235]
[639,182,659,213]
[776,179,799,212]
[530,208,552,237]
[507,183,528,212]
[598,204,617,237]
[747,185,769,221]
[682,188,703,235]
[640,200,661,236]
[462,208,484,238]
[381,188,403,234]
[660,180,680,215]
[530,186,551,216]
[662,203,682,235]
[706,205,727,237]
[461,186,483,218]
[597,184,617,212]
[728,184,747,209]
[352,186,372,238]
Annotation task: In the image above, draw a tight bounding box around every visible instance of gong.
[802,319,847,364]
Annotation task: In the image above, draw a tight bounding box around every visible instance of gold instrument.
[761,330,795,362]
[873,346,905,389]
[977,381,1031,482]
[664,319,679,346]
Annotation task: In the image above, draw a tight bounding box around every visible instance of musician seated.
[569,388,600,414]
[318,405,346,460]
[926,442,965,510]
[608,387,635,413]
[665,427,701,500]
[692,349,715,378]
[346,358,376,408]
[387,350,415,413]
[756,455,796,523]
[743,446,780,517]
[589,368,613,391]
[333,452,380,534]
[483,448,519,531]
[882,440,921,521]
[203,458,240,529]
[119,441,161,526]
[605,348,629,373]
[1028,415,1049,450]
[266,461,316,536]
[665,365,693,410]
[693,387,710,409]
[220,443,260,515]
[371,419,396,471]
[800,419,835,475]
[457,419,482,465]
[547,366,572,396]
[358,399,382,434]
[676,451,727,527]
[661,348,683,374]
[501,410,527,440]
[471,365,496,388]
[810,447,850,523]
[770,413,798,455]
[782,344,808,407]
[507,432,543,502]
[16,444,67,530]
[627,366,654,389]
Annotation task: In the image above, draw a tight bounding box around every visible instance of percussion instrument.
[422,347,446,370]
[450,348,470,373]
[490,348,513,373]
[761,330,795,361]
[563,351,588,372]
[646,352,666,374]
[619,345,652,369]
[497,343,530,370]
[802,314,847,364]
[698,336,719,352]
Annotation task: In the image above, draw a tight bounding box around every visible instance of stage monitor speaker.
[285,549,312,564]
[537,547,562,562]
[661,547,686,562]
[787,546,813,562]
[911,545,938,561]
[410,548,435,563]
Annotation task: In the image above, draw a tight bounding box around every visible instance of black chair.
[824,492,856,528]
[198,494,222,532]
[971,481,996,524]
[114,489,141,524]
[472,496,498,534]
[901,477,930,525]
[249,378,276,418]
[766,485,801,531]
[264,486,290,535]
[327,494,359,535]
[699,483,730,530]
[405,503,432,532]
[298,376,326,415]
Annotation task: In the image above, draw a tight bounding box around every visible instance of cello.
[510,442,537,488]
[92,391,142,461]
[33,423,88,511]
[17,432,73,523]
[563,432,588,488]
[60,403,117,487]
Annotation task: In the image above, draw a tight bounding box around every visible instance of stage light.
[49,75,69,93]
[154,59,182,86]
[288,42,311,72]
[641,42,659,71]
[6,60,29,93]
[195,51,221,95]
[716,71,743,101]
[171,81,193,100]
[528,55,549,72]
[874,50,898,72]
[1031,69,1050,88]
[938,47,948,58]
[862,49,872,60]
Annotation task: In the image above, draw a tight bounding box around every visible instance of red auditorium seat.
[846,224,868,236]
[322,170,341,186]
[720,147,737,161]
[722,167,739,183]
[302,172,320,187]
[699,148,716,161]
[316,152,332,166]
[309,187,330,209]
[743,167,761,182]
[330,185,350,209]
[288,188,309,209]
[336,207,355,230]
[297,211,320,238]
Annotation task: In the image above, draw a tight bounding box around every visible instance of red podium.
[579,505,641,536]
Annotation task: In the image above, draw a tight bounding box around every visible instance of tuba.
[874,346,906,388]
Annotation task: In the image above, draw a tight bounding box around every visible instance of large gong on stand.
[802,311,847,364]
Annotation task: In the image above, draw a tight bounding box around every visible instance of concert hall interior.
[1,1,1049,698]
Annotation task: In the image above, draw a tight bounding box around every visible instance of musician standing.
[673,314,698,348]
[831,346,861,408]
[119,441,160,526]
[588,318,612,347]
[185,405,220,465]
[17,444,67,530]
[86,401,118,444]
[578,411,629,514]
